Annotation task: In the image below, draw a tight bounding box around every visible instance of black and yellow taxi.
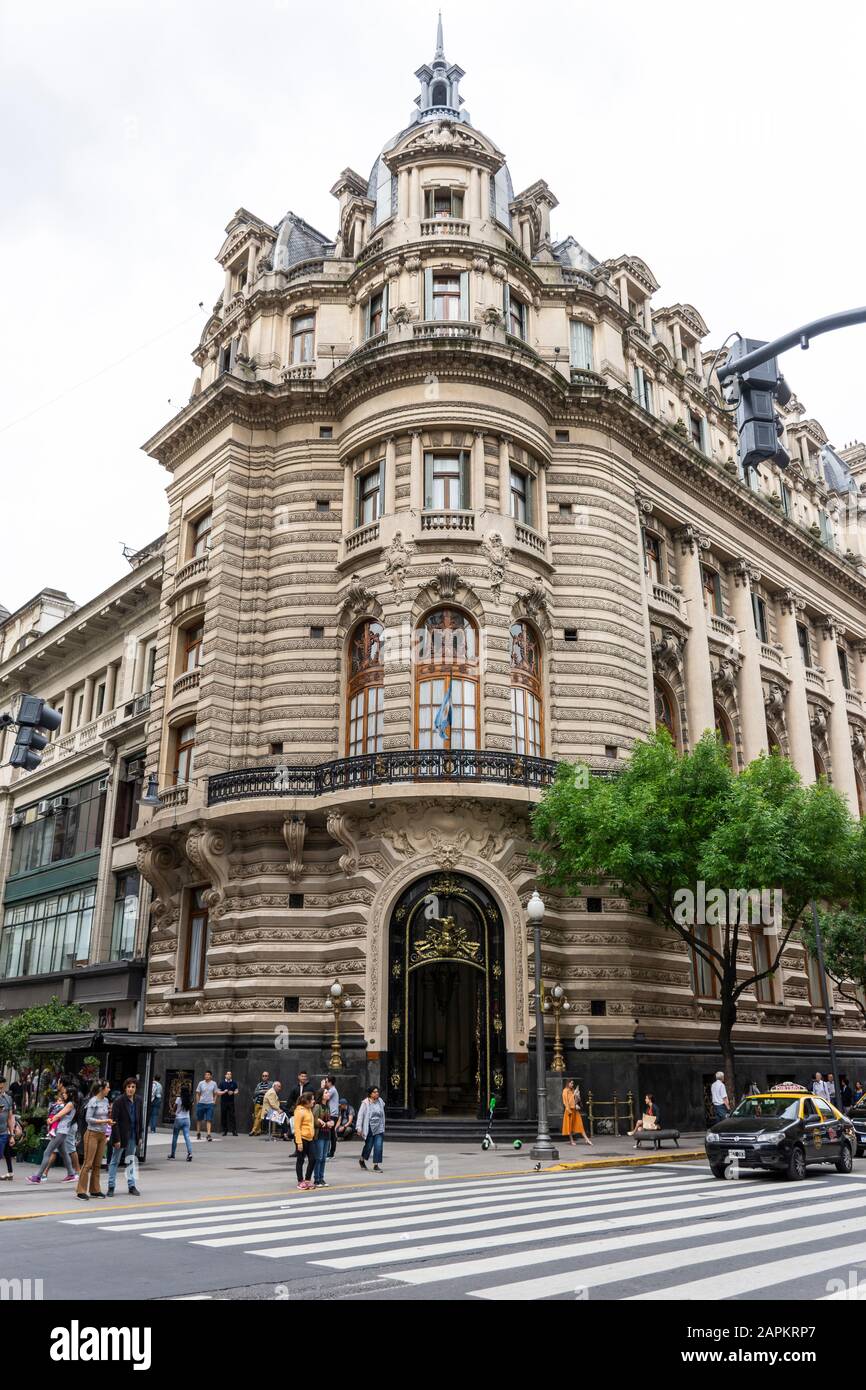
[847,1096,866,1156]
[705,1087,856,1180]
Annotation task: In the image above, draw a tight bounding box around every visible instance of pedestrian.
[312,1089,335,1187]
[854,1080,865,1106]
[218,1070,239,1136]
[839,1074,854,1110]
[324,1075,340,1156]
[0,1077,18,1181]
[149,1075,163,1133]
[335,1100,356,1142]
[76,1079,112,1201]
[710,1071,730,1122]
[561,1078,592,1147]
[812,1072,833,1104]
[195,1070,218,1142]
[288,1071,314,1107]
[262,1080,287,1140]
[27,1082,78,1185]
[106,1078,143,1197]
[293,1091,316,1190]
[168,1085,193,1160]
[630,1094,662,1146]
[356,1086,385,1171]
[250,1072,271,1136]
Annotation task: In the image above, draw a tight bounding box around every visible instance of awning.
[25,1029,177,1051]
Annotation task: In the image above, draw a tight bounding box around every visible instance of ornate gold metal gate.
[387,873,506,1117]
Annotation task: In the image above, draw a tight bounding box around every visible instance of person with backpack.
[167,1084,194,1160]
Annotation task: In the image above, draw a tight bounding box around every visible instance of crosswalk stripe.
[142,1172,705,1241]
[627,1235,866,1301]
[376,1191,866,1288]
[469,1213,866,1301]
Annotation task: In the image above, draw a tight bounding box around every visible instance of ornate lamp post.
[527,890,559,1161]
[326,979,350,1070]
[548,983,571,1072]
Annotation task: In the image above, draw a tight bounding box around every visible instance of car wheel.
[835,1141,853,1174]
[709,1162,727,1180]
[786,1145,807,1181]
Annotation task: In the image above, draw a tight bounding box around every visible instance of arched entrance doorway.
[387,873,507,1118]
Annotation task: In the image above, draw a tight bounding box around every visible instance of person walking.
[262,1080,287,1140]
[149,1075,163,1133]
[813,1072,833,1105]
[167,1085,193,1160]
[0,1077,17,1180]
[218,1071,239,1136]
[76,1079,112,1201]
[293,1091,316,1190]
[561,1079,592,1147]
[839,1074,854,1110]
[324,1075,340,1157]
[195,1070,218,1142]
[711,1072,730,1122]
[250,1072,271,1136]
[311,1090,335,1187]
[27,1083,78,1185]
[107,1078,143,1197]
[356,1086,385,1171]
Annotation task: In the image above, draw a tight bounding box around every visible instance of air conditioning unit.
[37,799,53,817]
[126,760,144,781]
[51,795,69,812]
[97,777,109,793]
[10,811,23,829]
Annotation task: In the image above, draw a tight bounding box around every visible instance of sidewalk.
[0,1128,706,1221]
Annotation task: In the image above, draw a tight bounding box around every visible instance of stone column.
[105,661,118,713]
[536,464,548,536]
[384,437,396,515]
[409,168,421,219]
[245,242,257,285]
[853,641,866,700]
[818,617,859,811]
[775,590,815,783]
[726,559,768,762]
[342,460,355,530]
[131,641,145,695]
[410,431,423,511]
[90,746,121,963]
[498,437,511,516]
[398,170,409,218]
[82,675,95,726]
[673,527,715,741]
[472,432,485,512]
[61,688,74,735]
[470,167,481,220]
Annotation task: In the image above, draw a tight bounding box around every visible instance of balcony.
[412,322,481,342]
[208,749,561,805]
[172,670,201,700]
[281,363,316,382]
[36,693,151,771]
[420,510,475,534]
[158,785,188,810]
[805,667,827,694]
[760,643,786,671]
[173,554,209,593]
[708,614,738,644]
[649,582,684,617]
[845,688,863,712]
[514,522,547,557]
[344,521,381,555]
[420,218,470,238]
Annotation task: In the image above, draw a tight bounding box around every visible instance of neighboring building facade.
[0,542,164,1030]
[5,25,866,1124]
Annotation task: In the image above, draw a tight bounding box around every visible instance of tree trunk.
[719,986,738,1111]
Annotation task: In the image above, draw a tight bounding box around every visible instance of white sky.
[1,0,864,614]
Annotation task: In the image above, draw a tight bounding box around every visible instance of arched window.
[715,705,737,769]
[415,609,478,750]
[347,620,384,756]
[509,621,543,756]
[431,80,448,106]
[654,680,680,749]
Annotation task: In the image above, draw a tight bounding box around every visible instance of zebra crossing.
[60,1162,866,1300]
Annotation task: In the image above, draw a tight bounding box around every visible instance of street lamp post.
[527,891,559,1161]
[549,984,571,1072]
[326,979,350,1071]
[810,900,841,1110]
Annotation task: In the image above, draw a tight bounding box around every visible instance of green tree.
[532,730,858,1105]
[0,998,92,1073]
[800,909,866,1025]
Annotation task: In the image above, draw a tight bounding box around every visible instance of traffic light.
[723,337,791,477]
[8,695,62,770]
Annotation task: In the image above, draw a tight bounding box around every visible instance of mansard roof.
[272,212,335,272]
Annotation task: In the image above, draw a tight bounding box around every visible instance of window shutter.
[381,281,389,328]
[363,298,371,341]
[424,453,434,510]
[460,452,470,510]
[503,282,511,326]
[354,472,362,527]
[459,271,469,320]
[378,458,386,515]
[424,268,434,319]
[525,473,533,529]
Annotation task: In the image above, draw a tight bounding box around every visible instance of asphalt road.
[5,1156,866,1301]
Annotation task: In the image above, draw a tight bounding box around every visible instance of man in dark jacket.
[107,1078,143,1196]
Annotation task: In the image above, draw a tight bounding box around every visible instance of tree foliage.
[0,998,92,1072]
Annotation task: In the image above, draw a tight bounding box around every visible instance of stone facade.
[4,24,866,1126]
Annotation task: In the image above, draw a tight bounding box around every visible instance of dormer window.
[424,189,464,219]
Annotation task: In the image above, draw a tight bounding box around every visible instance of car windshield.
[730,1097,801,1120]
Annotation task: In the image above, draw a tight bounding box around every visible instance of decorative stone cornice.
[726,557,761,588]
[777,588,806,616]
[673,524,710,556]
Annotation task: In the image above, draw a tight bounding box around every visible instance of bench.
[633,1128,680,1149]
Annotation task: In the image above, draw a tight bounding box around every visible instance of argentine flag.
[433,681,453,743]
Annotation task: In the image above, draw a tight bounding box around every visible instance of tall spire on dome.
[413,14,467,123]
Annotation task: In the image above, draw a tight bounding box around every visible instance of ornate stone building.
[5,23,866,1125]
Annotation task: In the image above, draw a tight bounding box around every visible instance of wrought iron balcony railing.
[207,749,560,805]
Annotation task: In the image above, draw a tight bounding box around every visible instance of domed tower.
[136,20,720,1123]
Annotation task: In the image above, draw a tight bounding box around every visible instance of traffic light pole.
[717,307,866,385]
[810,900,842,1113]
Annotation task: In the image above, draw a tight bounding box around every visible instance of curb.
[549,1150,705,1171]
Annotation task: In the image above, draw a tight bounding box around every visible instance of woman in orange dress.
[561,1078,592,1146]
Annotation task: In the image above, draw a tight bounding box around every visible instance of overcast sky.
[1,0,864,614]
